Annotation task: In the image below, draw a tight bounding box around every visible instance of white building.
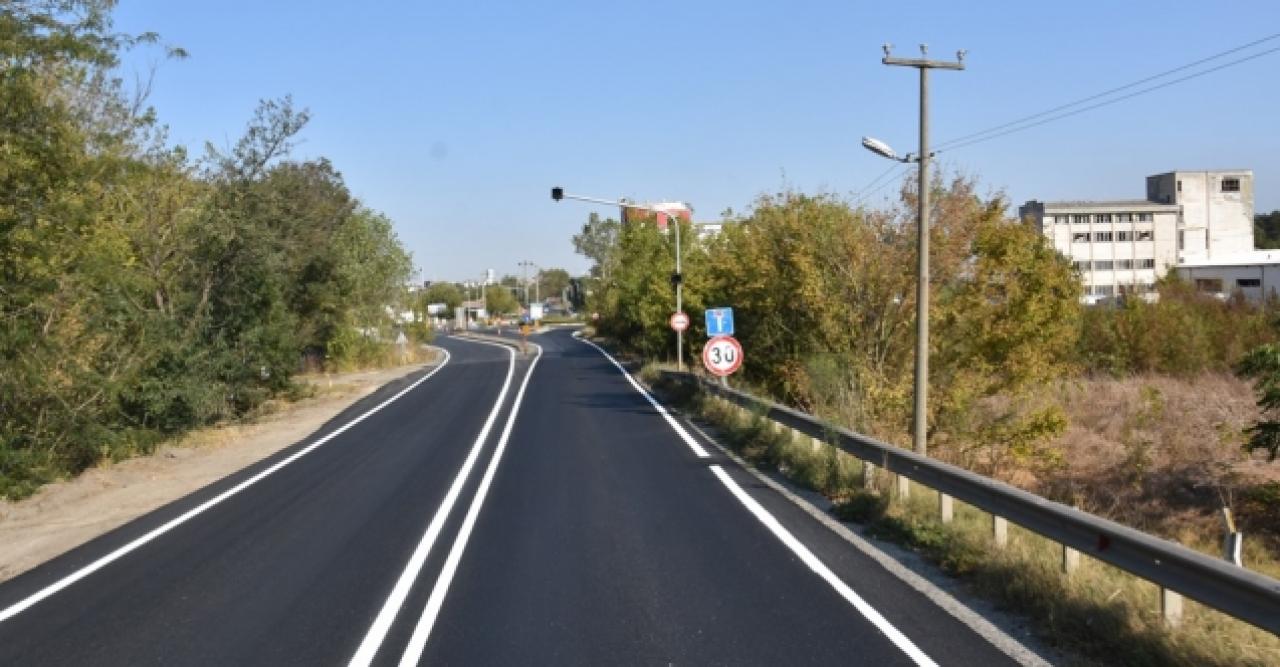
[1146,170,1256,263]
[1020,170,1257,302]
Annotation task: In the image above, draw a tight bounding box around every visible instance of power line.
[852,165,911,207]
[937,43,1280,154]
[851,163,900,200]
[934,32,1280,153]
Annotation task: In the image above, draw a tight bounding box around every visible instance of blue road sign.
[705,307,734,337]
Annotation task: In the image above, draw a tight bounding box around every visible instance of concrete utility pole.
[883,43,964,457]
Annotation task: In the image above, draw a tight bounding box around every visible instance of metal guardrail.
[659,370,1280,634]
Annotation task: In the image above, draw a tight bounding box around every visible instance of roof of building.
[1152,169,1254,176]
[1177,250,1280,268]
[1025,199,1180,212]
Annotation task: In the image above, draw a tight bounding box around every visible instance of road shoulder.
[0,353,444,584]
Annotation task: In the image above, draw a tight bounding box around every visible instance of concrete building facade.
[1146,170,1256,263]
[1020,170,1257,302]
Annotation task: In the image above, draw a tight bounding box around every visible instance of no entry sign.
[670,312,690,332]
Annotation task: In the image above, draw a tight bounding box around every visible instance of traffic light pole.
[675,217,683,372]
[550,187,688,372]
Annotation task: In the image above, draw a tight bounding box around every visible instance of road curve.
[0,328,1033,665]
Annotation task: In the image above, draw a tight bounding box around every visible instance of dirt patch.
[0,353,441,584]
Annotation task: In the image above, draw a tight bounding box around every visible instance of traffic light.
[551,187,564,201]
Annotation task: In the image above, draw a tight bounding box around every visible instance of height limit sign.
[702,335,743,377]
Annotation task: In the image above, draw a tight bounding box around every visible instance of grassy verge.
[647,369,1280,667]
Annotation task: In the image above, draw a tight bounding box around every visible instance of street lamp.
[551,187,690,371]
[865,43,964,461]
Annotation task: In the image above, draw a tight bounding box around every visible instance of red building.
[621,201,693,231]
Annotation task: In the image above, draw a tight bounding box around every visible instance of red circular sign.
[702,335,743,376]
[670,311,690,332]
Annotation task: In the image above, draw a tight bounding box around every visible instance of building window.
[1222,178,1241,193]
[1072,232,1090,243]
[1096,213,1113,224]
[1177,180,1182,192]
[1116,259,1133,270]
[1094,260,1114,270]
[1137,213,1154,222]
[1073,261,1090,272]
[1137,231,1153,241]
[1238,278,1261,288]
[1092,285,1115,296]
[1055,215,1070,224]
[1138,258,1155,269]
[1117,230,1131,241]
[1072,214,1091,224]
[1178,230,1184,250]
[1195,278,1224,292]
[1095,231,1114,242]
[1117,213,1134,222]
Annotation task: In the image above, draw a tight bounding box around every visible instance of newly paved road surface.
[0,329,1029,666]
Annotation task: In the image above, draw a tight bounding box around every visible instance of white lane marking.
[397,343,544,666]
[575,336,709,458]
[708,465,937,666]
[0,348,454,624]
[572,332,936,665]
[348,339,515,667]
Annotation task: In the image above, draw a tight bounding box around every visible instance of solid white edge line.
[681,419,1052,667]
[575,335,709,458]
[0,347,454,624]
[570,332,935,666]
[397,342,544,666]
[708,465,938,667]
[348,339,515,667]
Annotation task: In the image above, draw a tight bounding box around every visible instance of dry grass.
[1042,374,1280,561]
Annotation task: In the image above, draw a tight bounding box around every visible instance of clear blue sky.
[112,1,1280,281]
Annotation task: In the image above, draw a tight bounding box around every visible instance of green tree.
[933,214,1082,473]
[421,282,464,312]
[571,212,620,279]
[1236,336,1280,461]
[1254,210,1280,250]
[536,268,572,301]
[486,285,520,316]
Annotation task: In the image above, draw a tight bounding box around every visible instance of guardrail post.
[1225,532,1244,567]
[939,493,953,524]
[992,515,1008,549]
[1221,507,1243,567]
[1161,588,1183,627]
[895,475,910,500]
[1062,544,1080,575]
[811,436,822,452]
[862,462,876,490]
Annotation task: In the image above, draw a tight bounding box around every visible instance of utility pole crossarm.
[882,57,965,70]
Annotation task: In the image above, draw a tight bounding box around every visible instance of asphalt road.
[0,328,1031,666]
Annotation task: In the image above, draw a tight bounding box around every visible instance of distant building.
[1020,169,1258,303]
[621,201,692,231]
[620,200,724,240]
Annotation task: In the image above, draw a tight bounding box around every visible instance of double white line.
[350,338,543,667]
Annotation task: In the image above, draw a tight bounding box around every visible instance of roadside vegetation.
[578,174,1280,662]
[1,2,420,499]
